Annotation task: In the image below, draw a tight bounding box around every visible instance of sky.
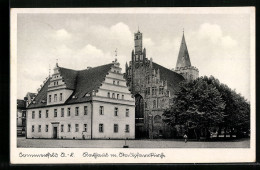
[17,12,251,101]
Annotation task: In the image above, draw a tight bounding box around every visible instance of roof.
[176,33,191,68]
[27,92,37,99]
[17,99,26,109]
[27,63,114,109]
[152,62,185,94]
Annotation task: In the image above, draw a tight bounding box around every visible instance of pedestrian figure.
[184,134,188,143]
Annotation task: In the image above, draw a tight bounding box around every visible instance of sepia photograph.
[11,7,255,163]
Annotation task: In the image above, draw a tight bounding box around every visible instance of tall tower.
[134,30,143,54]
[175,31,199,81]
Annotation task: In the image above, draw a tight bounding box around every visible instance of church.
[125,30,199,139]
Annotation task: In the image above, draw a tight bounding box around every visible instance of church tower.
[175,31,199,81]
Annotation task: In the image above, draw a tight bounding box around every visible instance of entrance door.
[53,127,57,139]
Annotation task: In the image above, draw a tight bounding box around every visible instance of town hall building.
[125,30,199,139]
[26,60,135,139]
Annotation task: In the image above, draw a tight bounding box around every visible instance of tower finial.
[114,48,118,62]
[56,58,59,67]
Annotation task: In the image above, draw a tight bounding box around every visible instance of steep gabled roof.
[59,67,78,90]
[27,63,114,109]
[152,62,185,94]
[176,33,191,68]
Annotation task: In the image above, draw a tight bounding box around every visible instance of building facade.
[125,30,199,139]
[26,60,135,139]
[17,99,26,136]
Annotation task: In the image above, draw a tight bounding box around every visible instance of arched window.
[112,93,115,98]
[107,92,110,98]
[154,115,162,123]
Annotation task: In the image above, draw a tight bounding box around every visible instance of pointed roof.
[27,63,114,109]
[176,33,191,68]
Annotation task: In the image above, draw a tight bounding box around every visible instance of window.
[117,94,119,99]
[61,124,64,132]
[75,124,79,132]
[45,125,48,132]
[152,87,156,95]
[49,95,51,102]
[125,125,129,133]
[99,106,104,115]
[147,87,150,95]
[154,115,162,123]
[60,93,63,101]
[140,55,143,60]
[38,125,41,132]
[68,124,71,132]
[107,92,110,98]
[117,81,119,85]
[61,108,64,117]
[57,81,58,85]
[46,110,49,118]
[126,109,129,117]
[122,95,124,100]
[32,111,35,119]
[159,87,164,95]
[153,100,156,108]
[54,94,57,102]
[84,106,88,115]
[99,124,104,133]
[39,110,41,118]
[112,93,115,98]
[32,125,34,132]
[114,124,118,133]
[67,108,71,116]
[145,102,147,108]
[75,107,79,116]
[54,109,57,117]
[113,80,115,85]
[84,124,87,132]
[114,107,118,116]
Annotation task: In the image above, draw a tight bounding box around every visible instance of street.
[17,137,250,148]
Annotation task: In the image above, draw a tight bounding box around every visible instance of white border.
[10,7,256,164]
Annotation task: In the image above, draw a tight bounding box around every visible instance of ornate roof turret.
[176,31,191,68]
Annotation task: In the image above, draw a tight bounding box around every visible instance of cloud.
[53,29,71,40]
[143,38,154,48]
[198,23,237,48]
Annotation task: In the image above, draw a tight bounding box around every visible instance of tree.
[163,76,225,140]
[163,76,250,139]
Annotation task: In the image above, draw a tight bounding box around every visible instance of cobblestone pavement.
[17,137,250,148]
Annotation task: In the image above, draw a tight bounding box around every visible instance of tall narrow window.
[112,93,115,98]
[114,124,118,133]
[117,94,119,99]
[45,125,48,132]
[75,107,79,116]
[75,124,79,132]
[49,95,51,103]
[122,95,124,100]
[38,125,41,132]
[125,125,129,133]
[117,81,119,85]
[32,111,35,119]
[32,125,34,132]
[67,108,71,116]
[54,109,57,117]
[46,110,49,118]
[60,93,63,101]
[54,94,57,102]
[99,124,104,133]
[126,109,129,117]
[113,80,115,85]
[84,124,87,132]
[61,108,64,117]
[61,124,64,132]
[153,100,156,108]
[114,107,118,116]
[107,92,110,98]
[99,106,104,115]
[68,124,71,132]
[84,106,88,115]
[39,110,41,118]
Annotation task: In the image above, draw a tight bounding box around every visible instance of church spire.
[176,31,191,68]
